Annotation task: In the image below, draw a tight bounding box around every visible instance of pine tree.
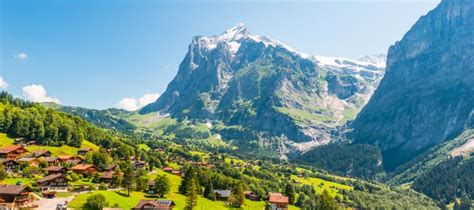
[154,174,171,198]
[204,180,216,201]
[185,177,199,210]
[285,183,296,205]
[122,166,135,196]
[315,190,338,210]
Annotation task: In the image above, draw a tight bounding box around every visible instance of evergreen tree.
[0,165,6,180]
[122,166,135,196]
[185,177,199,210]
[112,167,123,188]
[204,180,216,201]
[285,183,296,205]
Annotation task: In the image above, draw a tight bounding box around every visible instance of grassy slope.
[68,169,299,210]
[0,133,14,147]
[290,175,352,197]
[26,140,99,156]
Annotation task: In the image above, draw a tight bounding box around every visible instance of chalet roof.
[213,190,231,198]
[100,171,113,179]
[37,174,64,183]
[44,157,59,162]
[269,193,289,204]
[71,164,96,171]
[45,166,66,172]
[78,148,92,152]
[17,157,37,162]
[31,150,50,157]
[0,184,31,195]
[163,167,173,171]
[0,158,18,164]
[0,145,26,154]
[134,200,175,209]
[58,155,73,160]
[147,180,155,186]
[244,191,256,195]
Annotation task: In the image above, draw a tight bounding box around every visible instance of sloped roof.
[37,174,64,183]
[0,145,26,154]
[0,184,31,195]
[71,164,96,170]
[213,190,231,198]
[134,199,175,209]
[269,193,288,204]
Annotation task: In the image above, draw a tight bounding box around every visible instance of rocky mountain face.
[351,0,474,170]
[142,23,385,155]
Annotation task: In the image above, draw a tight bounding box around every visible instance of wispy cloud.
[22,84,61,104]
[116,93,160,111]
[15,52,28,60]
[0,77,8,90]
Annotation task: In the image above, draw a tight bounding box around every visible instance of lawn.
[0,133,14,147]
[1,178,36,186]
[26,140,99,156]
[138,143,151,152]
[291,175,353,197]
[68,190,147,209]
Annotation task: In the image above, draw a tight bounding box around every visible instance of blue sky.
[1,0,439,110]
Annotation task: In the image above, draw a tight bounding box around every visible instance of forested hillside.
[0,91,135,157]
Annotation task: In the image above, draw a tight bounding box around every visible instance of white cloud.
[22,84,61,104]
[15,52,28,60]
[0,77,8,90]
[116,93,160,111]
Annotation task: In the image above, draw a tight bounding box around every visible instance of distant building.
[99,171,114,183]
[268,193,289,210]
[58,155,83,166]
[45,166,68,175]
[244,191,259,201]
[0,145,28,159]
[0,159,19,173]
[132,199,175,210]
[37,174,68,192]
[71,164,98,175]
[213,190,231,201]
[162,167,173,173]
[0,184,33,209]
[17,157,40,167]
[44,157,61,166]
[77,148,92,156]
[29,150,52,158]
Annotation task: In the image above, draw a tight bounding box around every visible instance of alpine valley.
[1,0,473,209]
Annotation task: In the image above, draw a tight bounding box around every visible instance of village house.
[77,148,92,156]
[162,167,173,173]
[29,150,52,158]
[244,191,259,201]
[213,190,231,201]
[171,170,182,176]
[44,157,61,166]
[71,164,98,175]
[132,199,176,210]
[268,193,289,210]
[37,174,69,192]
[132,160,147,170]
[17,157,40,167]
[0,184,33,209]
[0,159,19,173]
[0,145,28,159]
[45,166,68,175]
[99,171,114,183]
[58,155,83,166]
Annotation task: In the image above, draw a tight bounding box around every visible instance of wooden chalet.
[213,190,231,201]
[17,157,40,167]
[99,171,114,183]
[244,191,259,201]
[71,164,98,175]
[0,145,28,159]
[77,148,92,156]
[147,180,156,194]
[58,155,83,165]
[29,150,52,158]
[45,166,68,175]
[268,193,289,210]
[0,184,33,209]
[132,160,147,170]
[44,157,61,166]
[37,174,68,192]
[162,167,173,173]
[132,200,175,210]
[0,158,19,172]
